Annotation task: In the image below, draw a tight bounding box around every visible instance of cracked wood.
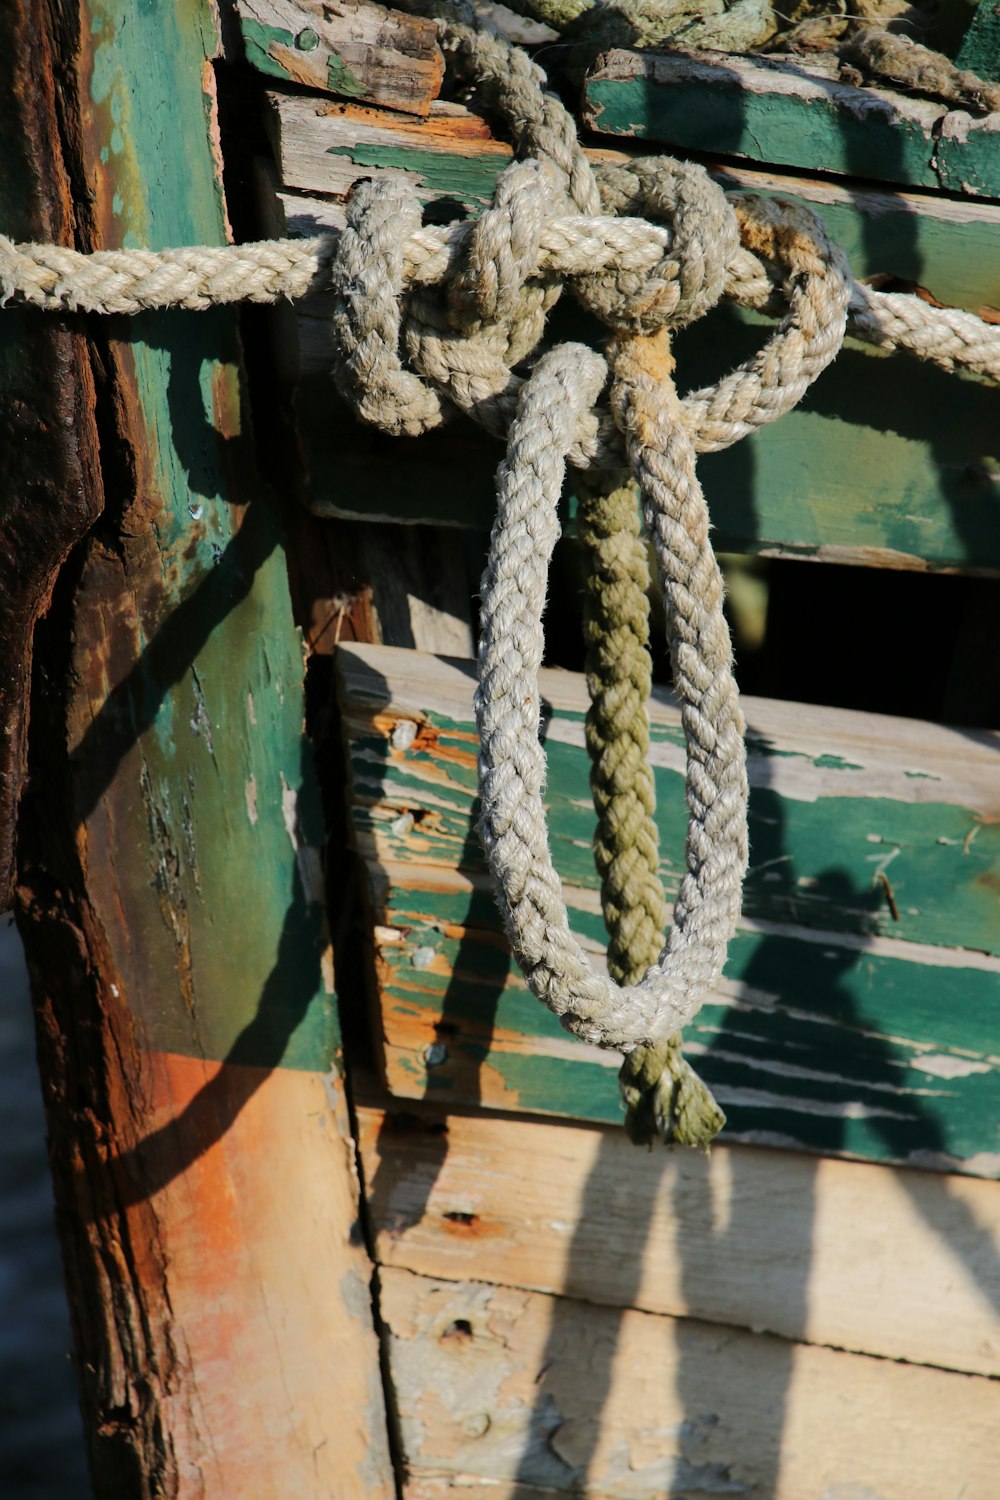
[10,2,393,1495]
[236,0,443,116]
[358,1101,1000,1378]
[380,1265,1000,1499]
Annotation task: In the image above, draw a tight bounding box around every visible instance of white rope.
[476,340,749,1047]
[4,217,997,388]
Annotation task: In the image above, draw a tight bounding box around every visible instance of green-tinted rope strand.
[577,473,725,1149]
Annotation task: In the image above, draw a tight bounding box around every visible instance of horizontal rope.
[2,225,998,385]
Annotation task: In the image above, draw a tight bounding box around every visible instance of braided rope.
[3,220,998,388]
[578,472,725,1144]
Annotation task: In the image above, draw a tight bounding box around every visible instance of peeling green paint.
[956,2,1000,82]
[582,60,1000,198]
[339,653,1000,1168]
[327,52,366,100]
[346,704,1000,955]
[239,18,296,79]
[240,19,371,103]
[373,877,1000,1170]
[325,144,501,209]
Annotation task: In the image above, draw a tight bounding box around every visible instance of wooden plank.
[339,643,1000,956]
[11,4,394,1494]
[357,1101,1000,1377]
[380,1266,1000,1498]
[237,0,443,116]
[337,644,1000,1169]
[582,48,1000,198]
[368,862,1000,1170]
[264,97,1000,574]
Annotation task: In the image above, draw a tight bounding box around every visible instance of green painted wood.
[338,643,1000,1171]
[270,99,1000,572]
[372,872,1000,1173]
[956,2,1000,82]
[581,50,1000,198]
[237,0,443,116]
[341,648,1000,956]
[74,0,335,1073]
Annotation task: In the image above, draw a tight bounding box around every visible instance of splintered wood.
[237,0,443,114]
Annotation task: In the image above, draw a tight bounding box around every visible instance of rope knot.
[577,158,738,334]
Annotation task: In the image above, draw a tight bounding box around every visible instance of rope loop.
[583,158,738,333]
[320,12,853,1057]
[329,178,443,437]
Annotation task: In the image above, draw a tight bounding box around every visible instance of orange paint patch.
[133,1051,394,1496]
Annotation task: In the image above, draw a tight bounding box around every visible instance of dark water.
[0,918,90,1498]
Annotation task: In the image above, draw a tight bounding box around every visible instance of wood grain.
[0,2,105,910]
[357,1101,1000,1376]
[380,1266,1000,1499]
[12,4,394,1493]
[237,0,443,116]
[583,48,1000,197]
[339,643,1000,955]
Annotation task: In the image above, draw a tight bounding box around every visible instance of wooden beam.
[582,48,1000,198]
[337,643,1000,1170]
[357,1101,1000,1377]
[236,0,443,116]
[339,643,1000,958]
[11,3,394,1493]
[380,1265,1000,1498]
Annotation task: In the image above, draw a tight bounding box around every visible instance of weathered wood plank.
[339,643,1000,955]
[11,4,394,1494]
[582,48,1000,198]
[264,97,1000,574]
[406,1485,551,1500]
[368,862,1000,1170]
[337,644,1000,1169]
[267,94,1000,312]
[358,1101,1000,1376]
[237,0,443,116]
[380,1266,1000,1498]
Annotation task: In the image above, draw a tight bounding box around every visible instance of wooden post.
[3,2,394,1495]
